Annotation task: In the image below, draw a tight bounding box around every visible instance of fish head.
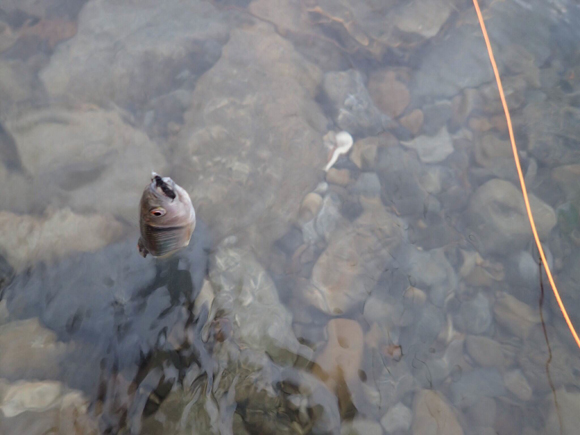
[138,173,196,258]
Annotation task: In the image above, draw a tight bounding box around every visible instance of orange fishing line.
[472,0,580,349]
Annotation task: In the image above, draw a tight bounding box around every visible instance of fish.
[138,173,196,258]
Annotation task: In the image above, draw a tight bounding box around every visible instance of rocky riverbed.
[1,0,580,434]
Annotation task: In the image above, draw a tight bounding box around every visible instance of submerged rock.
[525,102,580,167]
[450,368,505,408]
[381,402,412,434]
[0,379,97,435]
[518,326,578,393]
[412,23,493,99]
[142,345,340,435]
[40,0,229,107]
[322,69,387,137]
[312,318,364,415]
[0,162,34,214]
[208,241,308,365]
[0,208,123,272]
[6,108,168,223]
[493,292,540,339]
[0,318,66,380]
[174,24,327,255]
[404,247,457,307]
[412,389,463,435]
[341,419,382,435]
[377,146,429,216]
[368,70,410,119]
[454,293,492,335]
[465,335,507,368]
[302,200,403,315]
[545,389,580,435]
[466,179,556,255]
[503,369,532,401]
[401,127,454,163]
[306,0,457,59]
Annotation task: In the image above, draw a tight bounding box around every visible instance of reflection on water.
[1,0,580,433]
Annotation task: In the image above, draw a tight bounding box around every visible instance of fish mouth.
[150,172,176,200]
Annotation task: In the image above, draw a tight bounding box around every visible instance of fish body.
[138,173,196,258]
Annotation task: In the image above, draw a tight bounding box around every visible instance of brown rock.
[452,88,482,127]
[503,369,532,401]
[0,318,66,380]
[400,109,424,136]
[0,208,124,272]
[413,390,463,435]
[349,135,390,170]
[465,335,506,368]
[326,168,351,186]
[490,115,508,133]
[466,179,556,255]
[469,117,494,132]
[368,70,410,118]
[298,192,323,224]
[493,292,540,339]
[475,134,513,168]
[0,379,98,435]
[312,318,364,414]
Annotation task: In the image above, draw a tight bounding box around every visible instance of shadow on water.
[1,221,212,432]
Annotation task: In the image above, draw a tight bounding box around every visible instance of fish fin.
[137,238,149,258]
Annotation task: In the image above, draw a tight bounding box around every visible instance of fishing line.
[472,0,580,350]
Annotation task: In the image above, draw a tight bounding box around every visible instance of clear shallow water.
[0,0,580,434]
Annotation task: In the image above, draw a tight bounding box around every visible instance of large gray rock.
[208,241,309,365]
[40,0,229,107]
[174,24,328,254]
[466,179,556,255]
[6,108,168,223]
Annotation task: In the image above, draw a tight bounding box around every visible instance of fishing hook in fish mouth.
[152,172,176,200]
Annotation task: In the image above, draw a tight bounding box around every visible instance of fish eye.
[150,207,166,217]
